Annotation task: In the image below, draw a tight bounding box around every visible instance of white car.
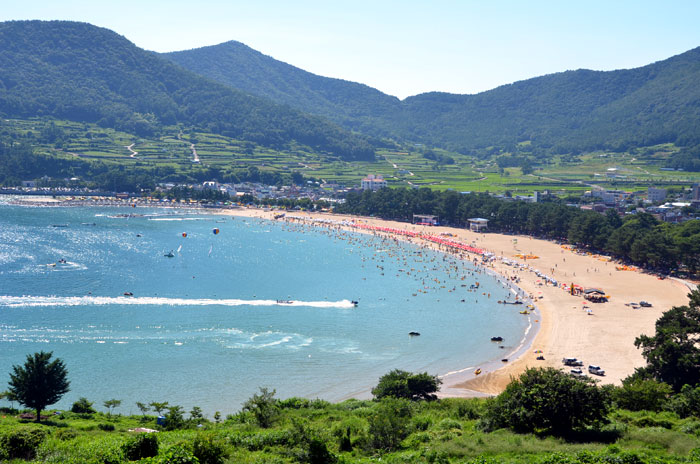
[588,365,605,376]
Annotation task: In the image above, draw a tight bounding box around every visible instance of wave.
[0,295,357,309]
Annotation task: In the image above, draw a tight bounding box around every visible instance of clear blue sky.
[3,0,700,99]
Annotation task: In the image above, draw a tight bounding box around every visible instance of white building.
[361,174,387,191]
[647,187,667,203]
[468,218,489,232]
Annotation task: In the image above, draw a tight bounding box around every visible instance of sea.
[0,202,530,415]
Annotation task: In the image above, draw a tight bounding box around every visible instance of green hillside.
[162,41,403,138]
[165,40,700,159]
[0,21,375,161]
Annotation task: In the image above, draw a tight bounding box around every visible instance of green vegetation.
[633,288,700,391]
[371,369,442,401]
[2,392,700,462]
[481,368,612,435]
[8,351,69,422]
[0,21,374,161]
[165,37,700,162]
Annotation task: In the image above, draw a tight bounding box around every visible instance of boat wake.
[0,295,357,309]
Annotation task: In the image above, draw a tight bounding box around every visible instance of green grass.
[1,400,699,463]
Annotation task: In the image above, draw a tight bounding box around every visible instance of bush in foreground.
[123,432,159,461]
[371,369,442,401]
[480,367,612,435]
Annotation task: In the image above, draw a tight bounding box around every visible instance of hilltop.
[0,21,375,161]
[165,41,700,157]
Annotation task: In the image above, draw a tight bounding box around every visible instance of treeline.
[335,188,700,273]
[0,21,375,161]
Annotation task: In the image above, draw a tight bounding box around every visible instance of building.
[692,183,700,201]
[361,174,387,191]
[468,218,489,232]
[413,214,438,225]
[647,187,667,203]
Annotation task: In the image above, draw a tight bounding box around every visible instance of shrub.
[98,423,115,431]
[372,369,442,401]
[614,378,672,411]
[141,445,199,464]
[243,387,279,428]
[164,405,186,430]
[480,367,612,435]
[666,384,700,418]
[0,427,47,460]
[71,397,96,414]
[54,428,78,441]
[122,432,159,461]
[365,398,412,451]
[191,434,229,464]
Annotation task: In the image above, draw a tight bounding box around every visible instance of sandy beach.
[221,207,694,397]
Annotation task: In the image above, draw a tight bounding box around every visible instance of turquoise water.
[0,203,528,415]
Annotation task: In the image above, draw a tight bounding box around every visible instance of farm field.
[3,118,699,194]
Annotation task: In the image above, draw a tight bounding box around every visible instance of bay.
[0,204,528,415]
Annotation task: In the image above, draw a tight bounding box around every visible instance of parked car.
[639,301,652,307]
[570,368,585,376]
[563,357,583,366]
[588,365,605,376]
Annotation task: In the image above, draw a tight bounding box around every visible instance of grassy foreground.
[2,397,700,463]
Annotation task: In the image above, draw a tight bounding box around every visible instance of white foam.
[0,295,357,309]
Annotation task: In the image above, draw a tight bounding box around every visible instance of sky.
[3,0,700,99]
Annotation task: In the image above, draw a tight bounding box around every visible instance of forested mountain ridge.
[162,41,403,137]
[0,21,375,160]
[165,41,700,156]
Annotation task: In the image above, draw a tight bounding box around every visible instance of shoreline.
[218,208,693,397]
[3,198,694,398]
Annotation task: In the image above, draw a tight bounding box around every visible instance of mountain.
[0,21,375,161]
[165,42,700,155]
[162,41,403,138]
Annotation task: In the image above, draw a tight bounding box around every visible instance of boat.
[474,368,482,375]
[123,292,134,296]
[164,251,175,258]
[351,300,359,307]
[408,331,421,336]
[519,310,529,315]
[490,336,503,342]
[276,300,293,304]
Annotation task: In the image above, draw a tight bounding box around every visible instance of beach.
[221,207,693,396]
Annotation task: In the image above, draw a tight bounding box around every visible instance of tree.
[614,378,672,412]
[371,369,442,401]
[71,397,96,414]
[634,285,700,392]
[8,351,70,422]
[164,405,185,430]
[481,367,612,435]
[189,406,204,424]
[149,401,169,416]
[136,401,150,418]
[103,399,121,417]
[243,387,279,428]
